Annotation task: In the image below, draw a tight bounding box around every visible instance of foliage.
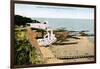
[15,30,42,65]
[14,15,40,26]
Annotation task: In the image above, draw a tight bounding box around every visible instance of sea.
[32,18,95,43]
[88,37,94,44]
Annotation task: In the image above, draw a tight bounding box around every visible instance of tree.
[14,15,40,26]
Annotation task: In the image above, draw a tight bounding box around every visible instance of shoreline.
[49,36,94,63]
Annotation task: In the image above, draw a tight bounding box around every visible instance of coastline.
[49,36,94,63]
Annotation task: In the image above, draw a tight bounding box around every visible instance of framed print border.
[11,0,96,68]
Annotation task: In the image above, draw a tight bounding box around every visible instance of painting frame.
[11,0,96,68]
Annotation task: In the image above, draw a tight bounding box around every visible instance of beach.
[26,28,95,64]
[48,36,95,63]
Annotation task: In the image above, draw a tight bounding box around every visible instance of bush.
[14,30,42,65]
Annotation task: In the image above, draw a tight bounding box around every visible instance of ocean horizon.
[32,17,94,34]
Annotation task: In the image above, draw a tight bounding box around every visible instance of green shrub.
[14,30,42,65]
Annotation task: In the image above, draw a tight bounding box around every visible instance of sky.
[15,4,94,19]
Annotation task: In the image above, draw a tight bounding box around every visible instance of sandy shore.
[49,36,94,63]
[27,28,95,64]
